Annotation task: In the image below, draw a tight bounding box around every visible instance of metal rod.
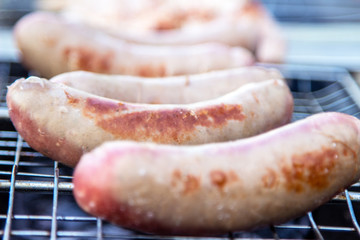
[333,191,360,201]
[0,131,17,138]
[0,150,42,158]
[276,224,356,232]
[0,171,73,180]
[0,180,73,192]
[0,108,9,119]
[5,171,73,180]
[307,212,324,240]
[3,135,23,240]
[97,218,103,240]
[50,161,59,240]
[270,225,279,240]
[0,159,50,167]
[345,189,360,236]
[0,214,97,221]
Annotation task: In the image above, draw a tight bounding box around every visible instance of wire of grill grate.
[1,62,360,239]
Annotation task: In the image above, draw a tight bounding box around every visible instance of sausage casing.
[50,66,283,104]
[14,12,254,78]
[73,112,360,236]
[6,77,292,167]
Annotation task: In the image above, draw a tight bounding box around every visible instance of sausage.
[59,0,286,63]
[14,11,254,79]
[116,0,286,63]
[50,66,284,104]
[73,112,360,236]
[6,77,293,167]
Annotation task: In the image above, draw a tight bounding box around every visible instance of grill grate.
[1,62,360,239]
[261,0,360,22]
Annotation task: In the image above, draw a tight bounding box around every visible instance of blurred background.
[1,0,360,72]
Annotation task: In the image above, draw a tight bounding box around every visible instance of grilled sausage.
[14,11,254,79]
[50,66,283,104]
[6,77,292,167]
[114,0,286,63]
[59,0,286,63]
[73,112,360,236]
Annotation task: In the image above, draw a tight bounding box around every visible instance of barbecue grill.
[1,61,360,240]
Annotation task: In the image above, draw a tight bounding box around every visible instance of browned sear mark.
[210,170,227,188]
[262,168,278,189]
[171,169,182,187]
[282,147,338,193]
[154,10,215,31]
[210,170,239,190]
[183,175,200,194]
[136,64,166,77]
[203,104,245,125]
[85,98,128,115]
[236,0,263,18]
[83,103,245,143]
[63,46,114,73]
[171,170,200,195]
[64,91,79,105]
[154,12,187,31]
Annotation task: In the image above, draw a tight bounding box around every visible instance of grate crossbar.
[3,135,22,240]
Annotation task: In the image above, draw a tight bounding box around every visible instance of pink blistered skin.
[73,142,171,232]
[73,146,119,220]
[72,144,158,214]
[73,112,360,234]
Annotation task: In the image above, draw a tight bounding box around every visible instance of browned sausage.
[73,112,360,236]
[7,77,293,167]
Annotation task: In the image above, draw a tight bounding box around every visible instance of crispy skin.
[14,11,254,78]
[6,77,292,167]
[73,112,360,236]
[51,66,284,104]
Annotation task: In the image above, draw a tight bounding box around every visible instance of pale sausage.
[50,67,283,104]
[14,12,254,79]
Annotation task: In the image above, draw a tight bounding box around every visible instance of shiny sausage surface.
[50,67,283,104]
[73,112,360,236]
[7,77,292,167]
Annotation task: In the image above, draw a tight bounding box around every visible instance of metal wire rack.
[1,62,360,240]
[260,0,360,22]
